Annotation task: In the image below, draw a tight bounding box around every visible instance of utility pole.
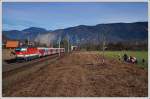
[28,35,30,46]
[38,33,41,46]
[59,37,61,57]
[68,39,70,53]
[102,32,106,64]
[67,34,70,53]
[76,35,80,51]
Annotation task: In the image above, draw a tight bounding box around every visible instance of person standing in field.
[118,53,121,61]
[123,53,128,62]
[142,58,145,64]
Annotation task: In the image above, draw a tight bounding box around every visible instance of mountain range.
[2,22,148,45]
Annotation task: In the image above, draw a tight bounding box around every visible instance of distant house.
[6,40,19,48]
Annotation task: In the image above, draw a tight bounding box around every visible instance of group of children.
[123,54,138,64]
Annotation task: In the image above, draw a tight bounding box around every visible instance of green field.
[99,51,148,68]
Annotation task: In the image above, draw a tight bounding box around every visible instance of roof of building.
[6,40,19,48]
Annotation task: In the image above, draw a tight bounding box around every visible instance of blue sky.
[3,2,148,31]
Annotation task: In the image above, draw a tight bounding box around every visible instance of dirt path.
[3,51,148,97]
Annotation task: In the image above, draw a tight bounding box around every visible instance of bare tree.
[102,32,105,63]
[101,27,107,64]
[75,35,80,50]
[67,34,70,53]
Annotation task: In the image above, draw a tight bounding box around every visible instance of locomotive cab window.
[15,48,27,52]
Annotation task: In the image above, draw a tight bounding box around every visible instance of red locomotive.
[15,47,65,61]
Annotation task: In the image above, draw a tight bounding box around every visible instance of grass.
[99,51,148,68]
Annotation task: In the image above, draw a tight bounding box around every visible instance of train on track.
[15,47,65,61]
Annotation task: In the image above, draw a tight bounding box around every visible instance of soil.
[3,51,148,97]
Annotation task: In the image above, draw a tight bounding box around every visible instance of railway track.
[3,53,65,78]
